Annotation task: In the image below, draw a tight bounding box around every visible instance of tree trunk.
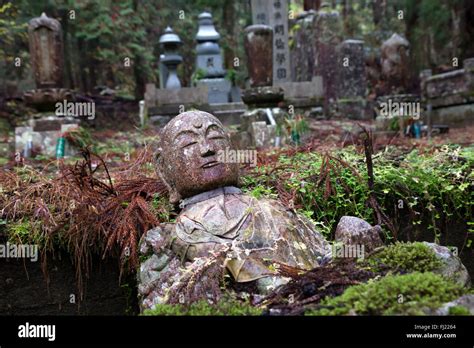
[223,1,236,71]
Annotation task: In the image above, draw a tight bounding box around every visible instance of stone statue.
[138,111,331,310]
[380,33,410,93]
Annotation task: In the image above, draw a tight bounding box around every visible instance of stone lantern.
[194,12,230,104]
[159,26,183,89]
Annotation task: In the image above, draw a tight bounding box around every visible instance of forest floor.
[0,120,472,315]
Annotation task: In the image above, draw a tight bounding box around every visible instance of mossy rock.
[306,272,466,316]
[447,305,471,316]
[363,241,443,273]
[142,298,262,316]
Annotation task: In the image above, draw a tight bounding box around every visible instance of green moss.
[447,305,471,316]
[7,219,44,246]
[142,298,262,316]
[363,242,443,273]
[306,272,465,316]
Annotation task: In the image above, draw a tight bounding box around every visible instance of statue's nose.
[200,141,215,157]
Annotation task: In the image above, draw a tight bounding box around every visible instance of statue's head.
[156,110,239,203]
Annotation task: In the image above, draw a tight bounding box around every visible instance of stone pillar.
[251,0,269,25]
[28,12,64,89]
[250,0,291,84]
[338,40,366,99]
[269,0,291,84]
[313,4,343,109]
[244,25,273,87]
[335,39,368,119]
[290,11,317,82]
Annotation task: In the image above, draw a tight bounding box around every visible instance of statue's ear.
[155,147,181,205]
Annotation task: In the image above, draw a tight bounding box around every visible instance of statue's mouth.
[201,161,221,169]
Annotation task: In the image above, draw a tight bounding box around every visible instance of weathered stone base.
[196,78,232,104]
[428,104,474,127]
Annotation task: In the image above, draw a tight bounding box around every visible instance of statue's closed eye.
[182,141,197,148]
[208,135,224,140]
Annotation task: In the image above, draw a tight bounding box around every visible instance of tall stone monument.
[23,12,72,110]
[194,12,231,104]
[335,39,368,119]
[18,13,78,158]
[244,25,273,87]
[250,0,291,85]
[313,3,343,111]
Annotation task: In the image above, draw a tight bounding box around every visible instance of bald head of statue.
[155,110,239,203]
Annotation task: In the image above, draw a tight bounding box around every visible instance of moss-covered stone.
[363,241,443,273]
[306,272,465,316]
[447,305,471,316]
[142,298,262,316]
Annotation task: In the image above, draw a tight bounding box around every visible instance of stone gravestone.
[269,0,290,84]
[290,10,317,82]
[313,4,343,112]
[244,25,273,87]
[251,0,290,84]
[23,12,73,109]
[336,39,368,119]
[28,12,63,88]
[18,13,78,158]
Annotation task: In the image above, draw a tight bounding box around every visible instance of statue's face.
[157,111,238,202]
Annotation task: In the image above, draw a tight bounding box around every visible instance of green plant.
[306,272,466,316]
[241,145,473,242]
[191,68,206,85]
[142,298,262,316]
[7,219,44,246]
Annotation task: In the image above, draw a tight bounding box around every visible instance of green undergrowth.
[362,241,442,273]
[142,298,262,316]
[448,305,471,315]
[241,144,474,242]
[306,272,466,316]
